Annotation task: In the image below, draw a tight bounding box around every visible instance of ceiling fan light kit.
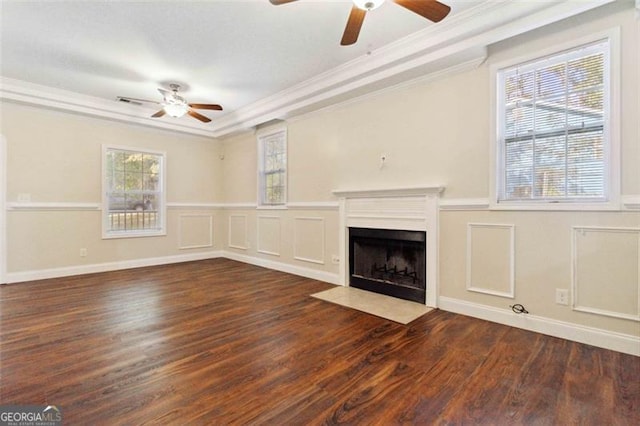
[163,103,188,118]
[161,84,189,117]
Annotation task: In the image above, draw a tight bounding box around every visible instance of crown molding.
[0,77,216,138]
[0,0,614,139]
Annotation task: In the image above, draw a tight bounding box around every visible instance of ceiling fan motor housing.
[353,0,384,11]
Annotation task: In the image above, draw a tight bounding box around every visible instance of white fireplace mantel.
[333,186,443,307]
[332,186,444,199]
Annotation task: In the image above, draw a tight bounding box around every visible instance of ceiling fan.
[117,84,223,123]
[269,0,451,46]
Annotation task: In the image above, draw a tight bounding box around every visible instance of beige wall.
[221,1,639,337]
[285,66,490,200]
[221,132,257,203]
[2,102,225,273]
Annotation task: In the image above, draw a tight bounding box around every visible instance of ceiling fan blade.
[393,0,451,22]
[117,96,160,105]
[151,109,166,118]
[189,103,223,111]
[341,6,366,46]
[187,109,211,123]
[269,0,298,4]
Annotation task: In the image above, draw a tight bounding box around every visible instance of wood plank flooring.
[1,258,638,425]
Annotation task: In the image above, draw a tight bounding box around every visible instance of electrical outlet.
[556,289,569,305]
[80,248,87,257]
[331,255,340,264]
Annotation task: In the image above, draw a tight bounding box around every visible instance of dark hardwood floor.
[1,258,638,425]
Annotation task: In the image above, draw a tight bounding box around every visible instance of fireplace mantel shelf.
[332,186,444,199]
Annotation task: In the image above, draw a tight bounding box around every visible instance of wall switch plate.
[17,193,31,202]
[80,248,87,257]
[556,289,569,305]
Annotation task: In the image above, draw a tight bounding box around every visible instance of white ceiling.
[0,0,613,138]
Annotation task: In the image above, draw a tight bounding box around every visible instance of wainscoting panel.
[293,217,325,264]
[573,226,640,321]
[228,215,248,250]
[257,216,281,256]
[178,214,213,250]
[466,223,515,298]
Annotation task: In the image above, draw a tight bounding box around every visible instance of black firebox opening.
[349,227,426,303]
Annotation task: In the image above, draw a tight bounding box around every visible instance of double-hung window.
[258,127,287,206]
[495,34,618,208]
[103,146,166,238]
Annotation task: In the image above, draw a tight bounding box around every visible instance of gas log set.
[349,227,426,303]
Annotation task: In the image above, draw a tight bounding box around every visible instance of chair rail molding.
[6,202,101,211]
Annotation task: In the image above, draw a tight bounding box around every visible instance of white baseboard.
[5,251,224,284]
[438,296,640,356]
[223,250,340,285]
[5,249,340,287]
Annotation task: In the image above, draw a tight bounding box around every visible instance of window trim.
[490,27,621,211]
[257,126,288,208]
[101,144,167,239]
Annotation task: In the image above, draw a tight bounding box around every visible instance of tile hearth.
[311,286,433,324]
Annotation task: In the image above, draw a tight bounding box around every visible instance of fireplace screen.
[349,227,426,303]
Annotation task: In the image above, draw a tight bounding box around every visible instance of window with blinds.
[497,40,609,203]
[258,128,287,206]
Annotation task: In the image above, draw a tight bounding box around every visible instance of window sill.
[256,205,288,210]
[490,200,621,212]
[102,230,166,240]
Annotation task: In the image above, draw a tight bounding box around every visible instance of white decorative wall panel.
[573,227,640,321]
[466,223,515,298]
[228,214,248,250]
[178,214,213,250]
[257,216,281,256]
[294,217,325,265]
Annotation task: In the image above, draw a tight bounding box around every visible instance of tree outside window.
[498,40,609,203]
[103,146,165,237]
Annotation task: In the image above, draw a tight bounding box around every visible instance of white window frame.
[490,28,620,211]
[257,126,288,208]
[102,144,167,239]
